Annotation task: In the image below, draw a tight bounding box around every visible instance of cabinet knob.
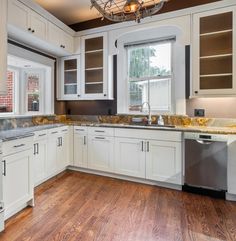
[77,94,80,97]
[104,94,107,97]
[32,29,35,33]
[28,27,31,31]
[194,91,198,94]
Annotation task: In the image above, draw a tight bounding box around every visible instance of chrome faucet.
[141,102,152,125]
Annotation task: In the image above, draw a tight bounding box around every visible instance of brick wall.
[0,71,14,113]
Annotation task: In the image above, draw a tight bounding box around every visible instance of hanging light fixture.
[90,0,169,23]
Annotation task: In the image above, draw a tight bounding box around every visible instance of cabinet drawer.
[2,137,33,156]
[34,130,48,141]
[88,127,114,137]
[114,128,182,142]
[74,126,88,134]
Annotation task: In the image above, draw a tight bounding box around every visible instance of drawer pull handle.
[75,129,84,131]
[62,129,68,132]
[95,137,105,140]
[51,131,58,134]
[2,160,6,176]
[95,130,105,133]
[13,144,25,148]
[39,134,46,137]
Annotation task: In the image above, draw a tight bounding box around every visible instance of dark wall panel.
[70,0,220,31]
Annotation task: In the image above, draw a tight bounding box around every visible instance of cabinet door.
[81,32,109,100]
[8,0,29,31]
[48,22,63,49]
[74,133,87,168]
[29,11,47,41]
[88,136,114,172]
[114,138,145,178]
[3,150,33,219]
[192,7,236,96]
[46,133,58,177]
[146,140,182,185]
[58,56,80,100]
[33,139,47,186]
[62,32,74,54]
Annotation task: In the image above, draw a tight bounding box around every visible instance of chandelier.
[90,0,169,23]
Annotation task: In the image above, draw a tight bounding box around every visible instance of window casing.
[126,40,173,114]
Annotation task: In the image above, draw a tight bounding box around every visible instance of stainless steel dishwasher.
[184,132,228,191]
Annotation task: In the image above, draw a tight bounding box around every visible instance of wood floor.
[0,171,236,241]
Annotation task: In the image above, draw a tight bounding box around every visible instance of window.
[126,40,173,113]
[25,70,44,113]
[0,70,17,114]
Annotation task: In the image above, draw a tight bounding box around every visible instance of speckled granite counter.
[0,124,65,142]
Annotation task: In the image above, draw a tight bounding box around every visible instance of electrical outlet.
[194,109,205,117]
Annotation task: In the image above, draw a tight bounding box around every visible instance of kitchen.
[0,0,236,240]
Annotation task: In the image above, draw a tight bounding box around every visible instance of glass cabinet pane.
[64,59,77,95]
[84,36,104,94]
[199,11,233,91]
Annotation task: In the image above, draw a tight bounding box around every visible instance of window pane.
[0,71,14,113]
[128,42,172,80]
[129,80,148,112]
[149,79,171,111]
[26,73,40,112]
[28,94,39,112]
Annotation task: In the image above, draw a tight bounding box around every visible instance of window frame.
[125,40,174,114]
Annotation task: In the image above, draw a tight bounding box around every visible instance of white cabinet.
[192,6,236,96]
[0,0,7,94]
[57,55,81,100]
[146,140,182,185]
[114,129,182,185]
[8,0,47,41]
[57,127,70,171]
[48,22,74,54]
[114,138,145,178]
[74,127,88,168]
[81,32,113,100]
[88,129,114,172]
[46,129,59,177]
[33,130,48,186]
[2,137,34,220]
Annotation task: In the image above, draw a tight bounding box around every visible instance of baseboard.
[67,166,182,191]
[226,193,236,201]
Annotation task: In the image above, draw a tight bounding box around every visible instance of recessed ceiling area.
[33,0,101,25]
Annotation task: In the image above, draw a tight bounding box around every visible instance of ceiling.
[33,0,101,25]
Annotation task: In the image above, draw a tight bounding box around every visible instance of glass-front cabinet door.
[81,32,108,99]
[192,7,236,96]
[58,55,80,100]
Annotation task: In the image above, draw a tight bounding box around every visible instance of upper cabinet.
[8,0,74,56]
[57,55,80,100]
[81,32,113,100]
[8,0,47,41]
[48,22,74,54]
[192,7,236,96]
[0,0,7,94]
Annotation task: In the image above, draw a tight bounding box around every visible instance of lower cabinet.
[146,140,182,185]
[74,127,88,168]
[3,146,33,220]
[114,138,145,178]
[33,138,47,186]
[88,135,114,172]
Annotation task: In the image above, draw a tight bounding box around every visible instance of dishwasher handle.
[196,139,213,145]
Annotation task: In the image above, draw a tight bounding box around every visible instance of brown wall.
[186,98,236,118]
[69,0,220,31]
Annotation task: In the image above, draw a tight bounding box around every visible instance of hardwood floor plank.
[0,171,235,241]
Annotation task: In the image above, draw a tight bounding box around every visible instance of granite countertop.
[71,122,236,135]
[0,124,65,142]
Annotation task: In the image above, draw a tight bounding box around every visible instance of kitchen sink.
[130,123,176,128]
